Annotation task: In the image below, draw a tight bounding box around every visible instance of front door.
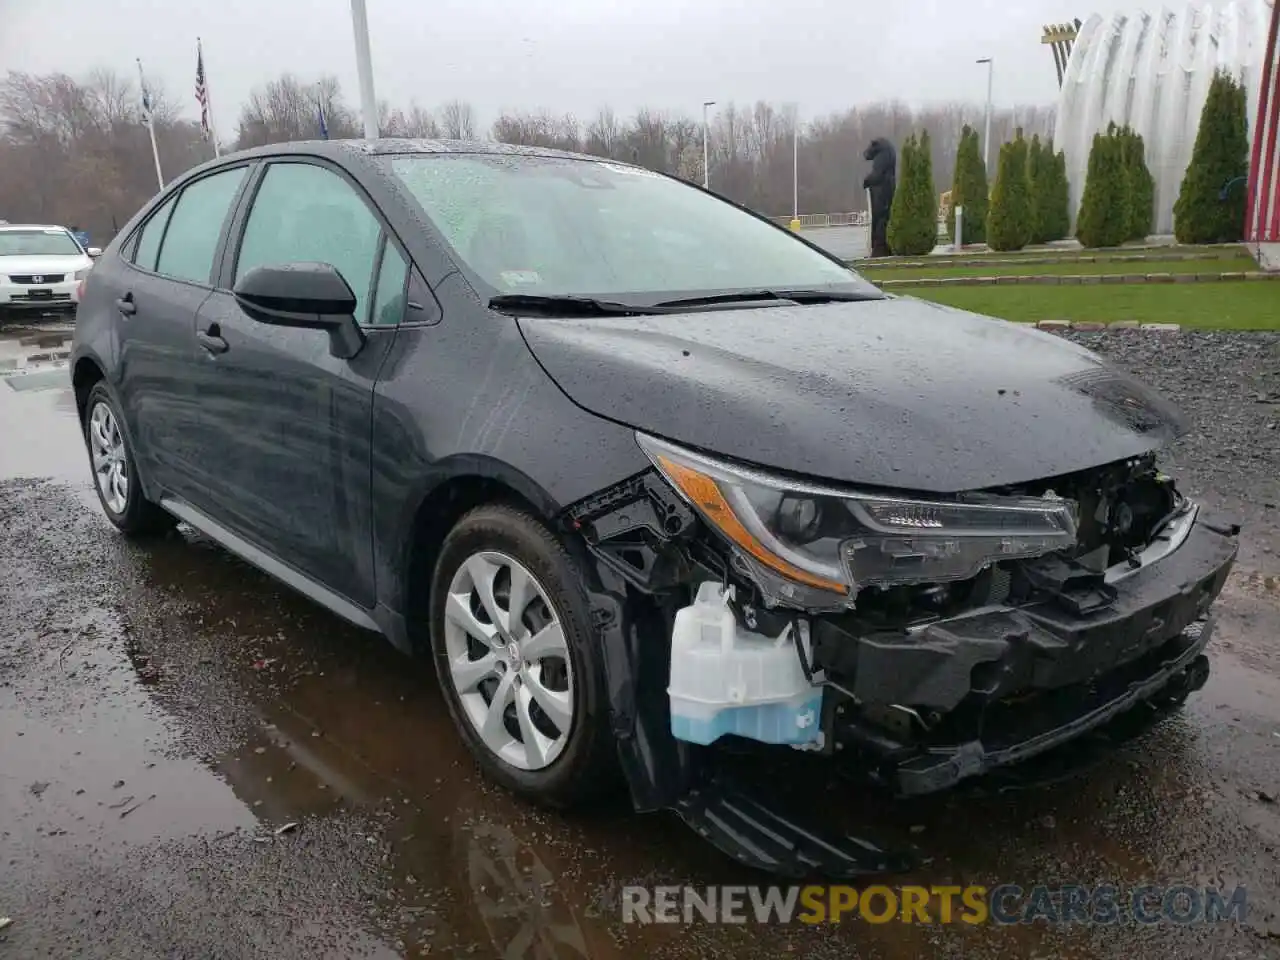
[188,159,411,609]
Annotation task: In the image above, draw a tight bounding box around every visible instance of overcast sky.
[2,0,1153,133]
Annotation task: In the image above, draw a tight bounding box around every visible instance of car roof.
[226,138,608,165]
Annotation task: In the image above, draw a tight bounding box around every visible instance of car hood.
[516,296,1186,494]
[0,254,90,276]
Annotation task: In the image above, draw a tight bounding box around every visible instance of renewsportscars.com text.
[621,884,1248,926]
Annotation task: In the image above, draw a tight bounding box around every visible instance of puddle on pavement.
[0,602,257,850]
[0,372,86,486]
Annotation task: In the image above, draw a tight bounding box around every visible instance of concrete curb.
[856,250,1246,269]
[1034,319,1181,333]
[874,271,1280,289]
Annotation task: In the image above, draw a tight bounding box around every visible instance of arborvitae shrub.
[887,130,938,256]
[1173,69,1250,243]
[986,128,1032,251]
[1076,126,1129,248]
[946,125,988,245]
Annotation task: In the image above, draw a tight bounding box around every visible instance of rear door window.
[131,196,177,272]
[155,167,248,284]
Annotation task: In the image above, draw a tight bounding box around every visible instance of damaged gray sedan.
[70,139,1237,877]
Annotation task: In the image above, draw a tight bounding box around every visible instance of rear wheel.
[430,505,616,807]
[83,382,174,537]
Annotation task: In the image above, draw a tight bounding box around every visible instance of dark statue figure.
[862,138,897,258]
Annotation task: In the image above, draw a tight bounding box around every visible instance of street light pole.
[977,57,994,176]
[702,100,715,189]
[350,0,380,140]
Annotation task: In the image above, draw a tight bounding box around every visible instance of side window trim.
[214,161,268,290]
[367,233,388,326]
[136,162,255,288]
[209,160,263,290]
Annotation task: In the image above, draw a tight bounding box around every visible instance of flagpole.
[197,38,222,157]
[350,0,380,139]
[137,58,164,192]
[316,81,329,139]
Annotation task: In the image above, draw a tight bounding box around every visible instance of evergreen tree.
[1027,134,1050,244]
[1120,126,1155,241]
[946,126,988,245]
[1076,126,1129,248]
[1045,146,1071,241]
[1173,69,1250,243]
[888,131,938,256]
[986,128,1032,251]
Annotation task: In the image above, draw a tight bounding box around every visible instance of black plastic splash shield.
[673,775,919,879]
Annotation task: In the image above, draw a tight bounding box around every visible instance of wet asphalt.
[1,321,1279,959]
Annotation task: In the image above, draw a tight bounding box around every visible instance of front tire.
[429,504,616,808]
[83,381,174,537]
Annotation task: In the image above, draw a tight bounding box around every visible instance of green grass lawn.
[902,281,1280,330]
[859,256,1261,282]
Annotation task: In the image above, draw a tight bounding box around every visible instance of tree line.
[0,67,1054,243]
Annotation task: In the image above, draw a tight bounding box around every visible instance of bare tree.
[0,69,208,237]
[584,106,622,159]
[235,73,357,148]
[439,100,476,140]
[491,111,580,151]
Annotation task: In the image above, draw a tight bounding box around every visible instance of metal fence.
[769,211,947,228]
[767,211,873,228]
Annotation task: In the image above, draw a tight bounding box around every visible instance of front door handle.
[197,327,228,355]
[116,294,136,316]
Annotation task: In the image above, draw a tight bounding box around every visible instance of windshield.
[383,154,872,301]
[0,229,83,257]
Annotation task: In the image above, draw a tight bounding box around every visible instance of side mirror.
[232,262,365,359]
[86,247,102,258]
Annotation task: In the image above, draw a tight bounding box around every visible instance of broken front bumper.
[820,506,1238,795]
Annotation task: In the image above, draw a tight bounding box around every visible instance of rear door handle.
[197,327,228,355]
[116,294,136,316]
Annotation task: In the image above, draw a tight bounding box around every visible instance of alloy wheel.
[442,551,575,771]
[88,401,129,514]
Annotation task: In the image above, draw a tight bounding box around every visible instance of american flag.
[195,44,210,140]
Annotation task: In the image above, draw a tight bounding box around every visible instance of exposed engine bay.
[562,437,1239,877]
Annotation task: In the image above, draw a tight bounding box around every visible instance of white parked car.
[0,224,101,323]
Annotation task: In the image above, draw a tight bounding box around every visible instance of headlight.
[74,267,92,280]
[637,433,1079,611]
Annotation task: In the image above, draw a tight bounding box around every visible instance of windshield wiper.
[488,293,660,316]
[653,289,884,309]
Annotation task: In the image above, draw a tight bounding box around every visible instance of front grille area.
[9,274,66,284]
[11,292,71,302]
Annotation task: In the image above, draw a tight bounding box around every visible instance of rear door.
[114,165,251,500]
[188,158,412,607]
